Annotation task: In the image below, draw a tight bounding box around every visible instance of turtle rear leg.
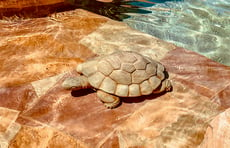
[153,79,172,94]
[97,90,120,109]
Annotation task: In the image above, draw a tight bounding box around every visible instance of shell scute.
[149,76,161,90]
[88,72,105,88]
[110,70,132,85]
[79,60,98,76]
[105,55,121,69]
[146,63,157,76]
[121,63,136,73]
[120,52,137,63]
[140,80,153,95]
[115,84,129,97]
[99,77,117,94]
[132,70,149,84]
[134,59,148,70]
[98,60,113,76]
[157,63,165,72]
[129,84,140,97]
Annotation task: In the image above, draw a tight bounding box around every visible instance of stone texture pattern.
[0,8,229,148]
[79,20,176,60]
[0,0,68,19]
[0,9,102,87]
[0,108,21,148]
[199,108,230,148]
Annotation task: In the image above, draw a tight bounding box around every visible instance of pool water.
[123,0,230,66]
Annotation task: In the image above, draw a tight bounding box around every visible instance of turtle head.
[62,76,90,90]
[62,77,81,90]
[76,63,83,74]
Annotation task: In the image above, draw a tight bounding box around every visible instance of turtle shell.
[77,51,166,97]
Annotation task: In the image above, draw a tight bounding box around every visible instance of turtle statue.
[62,51,172,109]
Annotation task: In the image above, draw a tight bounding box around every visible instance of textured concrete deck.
[0,9,229,148]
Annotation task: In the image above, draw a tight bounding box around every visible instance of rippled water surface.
[123,0,230,66]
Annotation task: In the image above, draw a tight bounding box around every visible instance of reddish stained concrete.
[211,84,230,109]
[199,108,230,148]
[1,46,228,147]
[161,47,230,99]
[0,7,229,148]
[0,85,38,112]
[0,9,104,87]
[20,72,150,146]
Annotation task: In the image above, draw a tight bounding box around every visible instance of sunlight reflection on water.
[123,0,230,66]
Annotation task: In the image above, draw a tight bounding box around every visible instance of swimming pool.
[123,0,230,66]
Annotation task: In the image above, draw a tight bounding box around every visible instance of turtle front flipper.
[62,76,91,90]
[96,90,120,109]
